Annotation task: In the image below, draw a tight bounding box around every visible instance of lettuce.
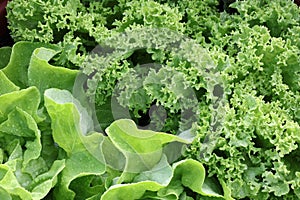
[0,44,69,198]
[44,88,106,199]
[0,47,11,69]
[0,70,19,95]
[28,48,78,96]
[101,158,230,200]
[4,0,300,199]
[0,86,65,199]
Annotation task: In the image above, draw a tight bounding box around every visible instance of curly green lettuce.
[184,1,300,199]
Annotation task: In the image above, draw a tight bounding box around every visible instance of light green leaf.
[0,108,37,138]
[0,164,32,199]
[28,47,78,96]
[101,136,126,171]
[157,180,183,199]
[0,47,12,69]
[0,86,43,123]
[0,158,65,200]
[1,42,60,88]
[44,88,106,199]
[54,148,106,199]
[30,160,65,200]
[0,107,42,166]
[0,186,12,200]
[134,155,173,186]
[101,181,163,200]
[172,159,224,198]
[44,89,105,160]
[101,159,228,200]
[44,88,94,154]
[105,119,191,175]
[0,71,19,95]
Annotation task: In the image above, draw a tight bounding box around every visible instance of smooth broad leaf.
[0,86,43,123]
[101,181,163,200]
[135,155,183,199]
[1,41,60,88]
[44,88,106,199]
[101,136,126,172]
[0,47,12,69]
[101,159,228,200]
[105,119,191,174]
[172,159,224,198]
[157,180,184,200]
[0,186,12,200]
[44,88,94,154]
[28,47,78,96]
[0,70,19,95]
[133,155,173,186]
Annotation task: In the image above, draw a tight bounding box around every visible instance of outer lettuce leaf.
[133,155,173,186]
[105,119,191,176]
[104,136,127,171]
[44,88,95,154]
[0,186,11,200]
[0,70,19,95]
[44,88,106,199]
[101,181,163,200]
[171,159,217,197]
[0,86,43,123]
[101,158,229,200]
[28,47,78,96]
[1,41,60,88]
[0,47,11,69]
